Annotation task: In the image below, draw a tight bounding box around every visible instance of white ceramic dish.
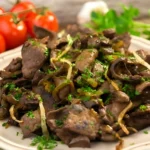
[0,36,150,150]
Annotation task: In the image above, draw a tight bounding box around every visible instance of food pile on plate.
[0,24,150,149]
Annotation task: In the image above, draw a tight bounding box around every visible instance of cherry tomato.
[10,1,35,18]
[0,15,27,50]
[25,9,59,37]
[0,34,6,53]
[0,7,4,14]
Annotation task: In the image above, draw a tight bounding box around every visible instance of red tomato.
[0,34,6,53]
[0,7,4,14]
[25,10,59,37]
[10,1,35,18]
[0,15,27,50]
[10,1,35,12]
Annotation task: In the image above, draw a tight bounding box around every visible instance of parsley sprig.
[87,5,150,39]
[31,135,57,150]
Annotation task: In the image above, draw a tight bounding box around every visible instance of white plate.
[0,36,150,150]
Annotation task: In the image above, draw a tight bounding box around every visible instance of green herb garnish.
[55,120,64,127]
[31,135,57,150]
[44,48,49,57]
[141,77,150,82]
[122,84,135,99]
[47,69,53,74]
[104,93,112,105]
[81,96,91,102]
[99,78,105,83]
[87,5,150,39]
[143,130,148,134]
[36,95,43,102]
[2,122,7,127]
[14,93,22,101]
[106,109,114,117]
[50,84,55,91]
[139,105,147,111]
[135,90,140,96]
[26,111,35,119]
[81,68,93,79]
[3,83,16,91]
[80,86,96,93]
[98,130,102,134]
[68,94,72,101]
[16,132,19,136]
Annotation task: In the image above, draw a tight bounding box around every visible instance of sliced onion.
[57,34,73,59]
[9,105,23,123]
[39,100,49,138]
[104,66,119,91]
[118,101,132,135]
[132,51,150,70]
[50,57,57,69]
[36,94,49,138]
[127,127,138,133]
[60,59,72,79]
[116,139,124,150]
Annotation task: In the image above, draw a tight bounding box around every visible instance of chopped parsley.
[31,135,57,150]
[80,86,96,93]
[28,39,40,46]
[124,76,130,81]
[68,94,72,101]
[64,79,71,84]
[62,54,72,59]
[128,56,136,60]
[28,93,35,100]
[26,111,35,119]
[105,55,114,61]
[98,130,102,134]
[50,84,55,91]
[104,93,112,105]
[36,95,43,102]
[47,69,53,74]
[81,68,93,79]
[2,122,7,127]
[67,34,74,46]
[81,96,91,102]
[55,119,64,127]
[90,121,94,126]
[135,90,140,96]
[3,83,16,91]
[99,78,105,83]
[44,48,49,57]
[122,84,139,99]
[141,77,150,82]
[14,93,22,101]
[76,78,83,85]
[143,130,148,134]
[16,132,19,136]
[103,89,109,94]
[106,109,114,117]
[139,105,147,111]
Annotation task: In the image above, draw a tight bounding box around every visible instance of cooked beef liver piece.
[19,110,41,138]
[22,39,48,79]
